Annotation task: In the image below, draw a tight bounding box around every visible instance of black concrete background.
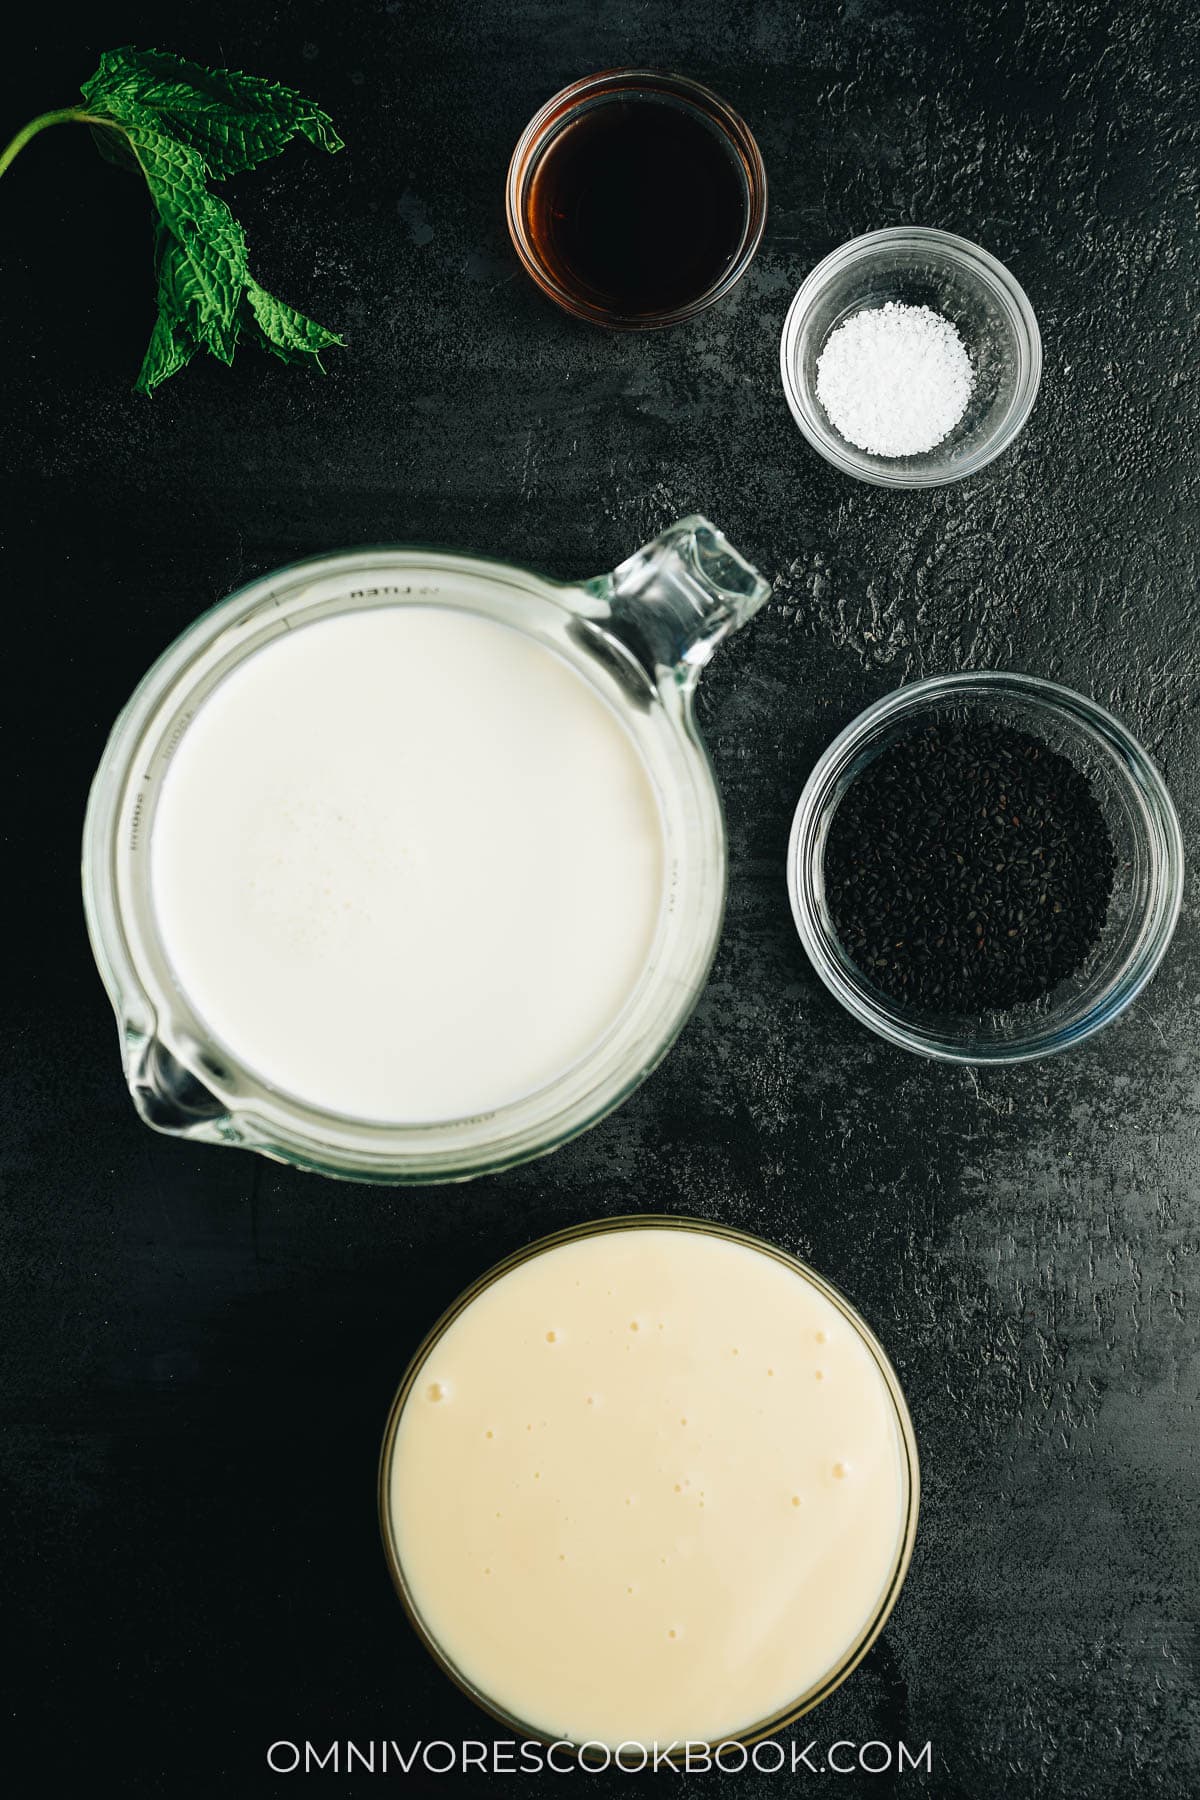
[1,1,1197,1795]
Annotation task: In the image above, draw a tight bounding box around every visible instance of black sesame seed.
[823,720,1117,1012]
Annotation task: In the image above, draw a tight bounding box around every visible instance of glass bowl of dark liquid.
[507,69,767,328]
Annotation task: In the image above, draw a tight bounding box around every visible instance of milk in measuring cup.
[149,606,665,1121]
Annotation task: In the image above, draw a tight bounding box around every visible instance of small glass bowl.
[788,673,1183,1063]
[506,68,767,330]
[779,227,1042,487]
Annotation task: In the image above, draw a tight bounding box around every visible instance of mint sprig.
[0,46,345,394]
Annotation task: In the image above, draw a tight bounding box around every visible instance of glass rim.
[377,1212,921,1761]
[787,670,1184,1062]
[505,67,768,330]
[779,226,1043,488]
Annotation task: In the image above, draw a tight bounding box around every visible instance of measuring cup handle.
[594,515,771,688]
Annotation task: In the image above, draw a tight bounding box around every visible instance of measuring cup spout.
[599,515,770,687]
[132,1040,227,1136]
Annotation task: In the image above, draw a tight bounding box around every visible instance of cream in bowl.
[380,1218,919,1751]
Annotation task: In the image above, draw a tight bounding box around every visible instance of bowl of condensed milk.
[83,519,769,1181]
[379,1216,919,1755]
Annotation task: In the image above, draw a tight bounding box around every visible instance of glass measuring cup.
[82,518,770,1183]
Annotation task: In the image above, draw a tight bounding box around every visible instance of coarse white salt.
[815,301,974,457]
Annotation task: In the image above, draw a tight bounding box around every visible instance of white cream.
[149,606,664,1121]
[386,1226,912,1748]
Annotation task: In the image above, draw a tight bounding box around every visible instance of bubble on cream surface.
[385,1226,911,1749]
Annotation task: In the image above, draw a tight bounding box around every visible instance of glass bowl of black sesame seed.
[788,672,1183,1062]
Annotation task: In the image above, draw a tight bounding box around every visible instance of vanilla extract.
[523,90,751,320]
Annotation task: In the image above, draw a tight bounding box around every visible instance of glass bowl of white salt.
[779,226,1041,488]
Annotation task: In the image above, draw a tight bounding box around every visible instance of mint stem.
[0,108,118,179]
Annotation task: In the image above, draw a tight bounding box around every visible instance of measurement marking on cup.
[129,789,147,852]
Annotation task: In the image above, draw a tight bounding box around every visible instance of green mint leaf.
[82,45,344,178]
[147,220,239,369]
[89,120,139,172]
[1,48,343,392]
[241,277,344,367]
[136,286,196,394]
[117,114,249,360]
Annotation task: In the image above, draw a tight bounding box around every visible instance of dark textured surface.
[2,1,1198,1794]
